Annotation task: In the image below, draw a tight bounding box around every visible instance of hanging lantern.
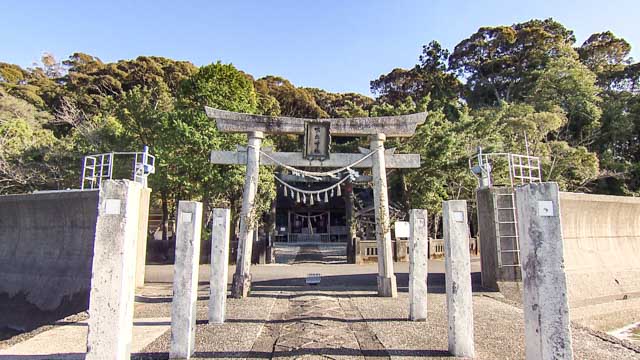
[317,193,321,202]
[302,194,306,203]
[337,185,342,196]
[296,191,300,203]
[324,191,329,202]
[284,186,288,197]
[310,195,314,205]
[291,189,295,199]
[330,189,334,197]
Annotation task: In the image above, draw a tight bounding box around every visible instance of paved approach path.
[142,245,638,359]
[250,293,389,359]
[2,244,639,359]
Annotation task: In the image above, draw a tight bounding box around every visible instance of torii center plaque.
[304,121,330,161]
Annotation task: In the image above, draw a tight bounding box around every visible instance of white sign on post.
[105,199,121,215]
[537,201,554,217]
[453,211,465,223]
[181,212,193,223]
[395,221,410,238]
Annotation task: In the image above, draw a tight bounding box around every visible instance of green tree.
[175,62,276,232]
[449,18,575,106]
[0,90,67,193]
[470,103,599,191]
[62,54,196,117]
[304,88,373,118]
[578,31,632,87]
[531,56,602,144]
[369,96,475,218]
[371,41,462,118]
[254,76,327,118]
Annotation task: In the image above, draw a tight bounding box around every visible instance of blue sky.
[1,0,639,96]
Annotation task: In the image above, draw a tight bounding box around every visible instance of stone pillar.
[515,183,573,360]
[209,208,231,324]
[443,200,475,358]
[86,180,142,360]
[135,187,151,287]
[344,180,356,264]
[170,201,203,359]
[370,133,397,297]
[232,131,263,298]
[409,209,428,321]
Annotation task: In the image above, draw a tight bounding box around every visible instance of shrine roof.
[205,107,427,137]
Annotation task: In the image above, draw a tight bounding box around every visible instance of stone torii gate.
[206,107,425,298]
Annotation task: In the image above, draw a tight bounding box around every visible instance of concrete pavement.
[1,245,638,359]
[0,318,170,359]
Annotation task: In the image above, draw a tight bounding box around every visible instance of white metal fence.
[81,148,155,190]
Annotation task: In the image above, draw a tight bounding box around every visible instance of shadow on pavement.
[130,348,453,359]
[250,272,483,294]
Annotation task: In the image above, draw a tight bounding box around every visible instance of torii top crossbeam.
[205,107,427,137]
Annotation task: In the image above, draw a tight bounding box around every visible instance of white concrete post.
[170,201,203,359]
[209,208,231,324]
[232,131,263,298]
[370,133,397,297]
[409,209,428,321]
[135,188,151,287]
[515,182,573,360]
[443,200,475,358]
[86,180,142,360]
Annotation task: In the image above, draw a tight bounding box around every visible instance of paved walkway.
[251,294,388,359]
[1,245,639,359]
[0,318,170,359]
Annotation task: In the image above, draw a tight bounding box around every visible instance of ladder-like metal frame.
[494,192,521,268]
[81,153,114,190]
[470,150,541,269]
[508,153,542,186]
[81,151,154,190]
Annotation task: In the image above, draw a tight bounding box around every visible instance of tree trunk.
[161,190,169,242]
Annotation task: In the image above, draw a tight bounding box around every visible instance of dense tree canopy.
[448,19,576,106]
[1,17,639,229]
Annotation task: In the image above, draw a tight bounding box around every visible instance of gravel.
[352,291,640,360]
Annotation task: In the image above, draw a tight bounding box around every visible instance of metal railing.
[469,151,542,188]
[81,146,155,190]
[469,148,541,269]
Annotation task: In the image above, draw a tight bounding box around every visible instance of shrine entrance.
[276,211,342,243]
[273,177,350,245]
[206,107,425,299]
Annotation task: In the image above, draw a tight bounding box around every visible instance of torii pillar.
[206,107,425,298]
[232,131,263,298]
[370,133,397,296]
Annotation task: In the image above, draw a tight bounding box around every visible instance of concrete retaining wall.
[0,190,99,333]
[0,187,151,335]
[560,192,640,305]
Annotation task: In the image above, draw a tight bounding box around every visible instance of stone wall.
[477,188,640,305]
[0,190,99,334]
[560,192,640,305]
[0,187,150,335]
[354,239,409,264]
